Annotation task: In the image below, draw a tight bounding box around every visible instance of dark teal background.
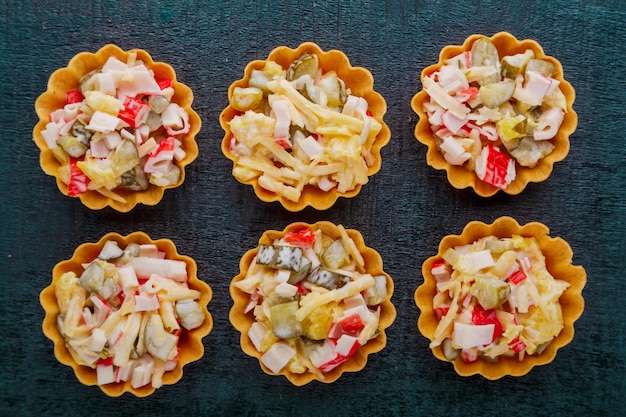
[1,1,624,416]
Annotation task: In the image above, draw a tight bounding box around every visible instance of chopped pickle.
[302,83,322,104]
[231,87,264,112]
[479,79,516,108]
[144,111,162,132]
[321,239,350,269]
[56,135,88,158]
[485,238,514,254]
[469,275,511,310]
[288,256,311,284]
[249,69,273,94]
[77,261,106,293]
[307,267,350,290]
[525,59,555,77]
[110,139,140,176]
[118,243,141,265]
[120,165,149,190]
[286,53,319,81]
[265,291,297,307]
[41,54,193,199]
[500,49,534,79]
[98,240,124,260]
[71,120,93,144]
[317,72,346,107]
[543,87,567,111]
[496,115,527,151]
[470,38,500,85]
[442,337,460,361]
[256,244,303,272]
[269,300,303,339]
[510,137,555,167]
[148,95,170,114]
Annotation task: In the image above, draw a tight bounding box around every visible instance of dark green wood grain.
[0,0,624,415]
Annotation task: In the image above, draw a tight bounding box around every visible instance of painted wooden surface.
[0,1,624,415]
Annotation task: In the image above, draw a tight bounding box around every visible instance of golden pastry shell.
[411,32,577,197]
[40,231,213,397]
[229,221,396,385]
[33,44,201,212]
[220,42,390,211]
[414,216,586,379]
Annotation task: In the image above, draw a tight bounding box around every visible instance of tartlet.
[229,221,396,385]
[33,44,201,212]
[220,42,390,211]
[40,231,213,397]
[415,216,586,379]
[411,32,577,196]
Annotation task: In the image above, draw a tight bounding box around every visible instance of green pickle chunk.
[110,139,140,176]
[479,79,516,108]
[500,49,534,79]
[270,300,303,339]
[471,38,500,85]
[231,87,264,112]
[320,239,350,269]
[525,59,556,77]
[469,275,511,310]
[496,115,528,151]
[286,53,319,81]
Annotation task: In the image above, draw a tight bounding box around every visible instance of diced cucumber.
[231,87,264,111]
[307,267,350,290]
[509,136,555,167]
[110,139,139,176]
[269,300,303,339]
[496,115,527,151]
[78,261,106,293]
[469,275,511,310]
[317,72,346,107]
[71,120,93,145]
[98,240,124,260]
[286,53,319,82]
[288,256,311,284]
[471,38,500,85]
[321,239,349,269]
[56,135,88,158]
[442,337,460,361]
[525,59,555,77]
[120,165,149,190]
[479,79,515,108]
[500,49,534,79]
[256,244,303,272]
